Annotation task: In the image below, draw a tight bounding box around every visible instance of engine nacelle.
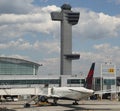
[38,96,48,102]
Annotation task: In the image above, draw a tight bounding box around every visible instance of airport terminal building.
[0,57,120,92]
[0,57,85,88]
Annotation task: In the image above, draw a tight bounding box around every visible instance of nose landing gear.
[72,100,79,105]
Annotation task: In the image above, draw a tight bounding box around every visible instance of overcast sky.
[0,0,120,76]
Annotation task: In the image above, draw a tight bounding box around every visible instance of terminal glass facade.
[103,79,115,85]
[0,57,39,75]
[67,79,85,84]
[0,79,60,85]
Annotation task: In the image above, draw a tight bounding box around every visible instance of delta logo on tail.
[84,62,95,89]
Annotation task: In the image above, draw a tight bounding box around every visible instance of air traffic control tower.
[51,4,80,75]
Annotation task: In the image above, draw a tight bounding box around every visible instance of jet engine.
[38,96,48,102]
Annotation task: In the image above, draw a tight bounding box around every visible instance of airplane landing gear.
[24,103,31,108]
[52,98,58,106]
[72,100,79,105]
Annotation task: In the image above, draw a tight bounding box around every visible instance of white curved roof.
[0,57,41,66]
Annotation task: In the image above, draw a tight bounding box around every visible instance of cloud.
[33,40,60,53]
[0,0,34,14]
[0,38,60,54]
[74,8,120,39]
[0,39,32,50]
[41,0,48,2]
[0,5,59,42]
[108,0,120,5]
[38,57,60,75]
[0,5,60,25]
[116,0,120,4]
[1,4,120,43]
[79,43,120,65]
[93,43,120,63]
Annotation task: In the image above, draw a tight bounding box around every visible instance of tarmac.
[0,100,120,111]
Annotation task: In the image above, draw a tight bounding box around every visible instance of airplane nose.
[88,90,94,94]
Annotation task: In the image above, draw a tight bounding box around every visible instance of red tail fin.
[85,62,95,89]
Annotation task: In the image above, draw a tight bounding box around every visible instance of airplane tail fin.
[84,62,95,89]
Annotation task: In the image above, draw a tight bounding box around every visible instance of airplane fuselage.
[51,87,94,100]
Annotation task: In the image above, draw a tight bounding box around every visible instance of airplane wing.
[94,89,120,94]
[69,89,91,94]
[49,95,60,98]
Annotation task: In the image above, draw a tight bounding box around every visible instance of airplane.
[24,62,95,107]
